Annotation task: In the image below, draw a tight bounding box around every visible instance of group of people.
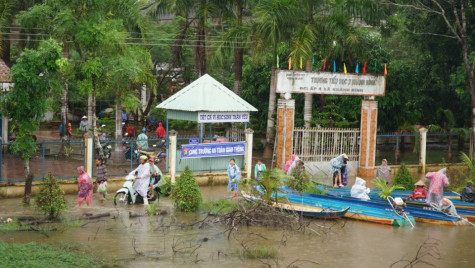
[77,154,164,207]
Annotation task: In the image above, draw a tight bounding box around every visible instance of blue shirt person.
[227,158,241,199]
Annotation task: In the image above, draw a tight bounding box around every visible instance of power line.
[0,38,249,49]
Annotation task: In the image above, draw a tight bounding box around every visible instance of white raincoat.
[351,177,371,201]
[131,162,150,197]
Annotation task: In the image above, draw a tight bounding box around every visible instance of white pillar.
[115,104,122,141]
[1,116,8,144]
[84,133,94,178]
[419,127,428,175]
[245,128,254,179]
[169,130,177,184]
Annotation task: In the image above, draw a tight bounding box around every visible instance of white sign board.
[198,112,250,123]
[276,70,386,96]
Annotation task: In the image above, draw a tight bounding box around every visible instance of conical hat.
[415,180,425,186]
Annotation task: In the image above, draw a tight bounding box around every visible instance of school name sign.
[276,70,386,96]
[197,112,249,123]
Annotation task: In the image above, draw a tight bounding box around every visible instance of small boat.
[314,184,471,225]
[275,187,416,227]
[241,191,349,219]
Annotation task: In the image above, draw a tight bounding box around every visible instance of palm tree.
[253,0,299,157]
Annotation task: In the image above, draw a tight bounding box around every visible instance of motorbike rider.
[148,158,163,199]
[130,155,150,205]
[137,127,149,150]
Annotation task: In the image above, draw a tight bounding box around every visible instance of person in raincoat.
[287,155,301,175]
[350,177,371,201]
[131,155,150,205]
[425,168,449,205]
[77,166,93,206]
[284,155,297,174]
[329,154,348,187]
[407,180,428,200]
[227,159,241,199]
[155,122,166,139]
[460,182,475,203]
[254,159,266,181]
[375,159,391,184]
[149,158,163,199]
[79,116,88,131]
[440,198,458,217]
[137,127,149,150]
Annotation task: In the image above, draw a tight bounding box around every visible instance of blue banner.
[181,142,246,159]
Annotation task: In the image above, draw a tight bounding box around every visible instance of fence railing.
[0,137,167,183]
[293,127,360,162]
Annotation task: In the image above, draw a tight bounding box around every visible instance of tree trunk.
[304,60,312,128]
[115,103,122,140]
[87,93,95,131]
[263,67,277,159]
[233,47,243,96]
[58,83,69,156]
[195,20,207,76]
[233,1,243,96]
[448,134,453,162]
[23,159,32,205]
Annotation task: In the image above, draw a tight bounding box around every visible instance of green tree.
[0,39,63,204]
[170,166,202,212]
[393,163,415,190]
[35,173,68,219]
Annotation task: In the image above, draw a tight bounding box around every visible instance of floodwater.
[1,186,475,268]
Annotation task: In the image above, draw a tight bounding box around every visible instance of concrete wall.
[305,161,467,186]
[0,171,244,198]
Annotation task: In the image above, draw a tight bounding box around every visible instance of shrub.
[170,166,202,212]
[202,199,239,214]
[35,173,68,219]
[373,178,405,198]
[287,163,311,192]
[254,169,289,205]
[393,163,415,190]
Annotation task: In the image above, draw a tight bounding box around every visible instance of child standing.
[254,159,266,181]
[95,159,108,204]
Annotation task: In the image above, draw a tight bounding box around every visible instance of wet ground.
[1,186,475,268]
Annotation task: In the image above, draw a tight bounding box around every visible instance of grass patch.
[63,217,86,228]
[0,241,105,268]
[202,199,239,214]
[242,246,277,259]
[0,221,31,232]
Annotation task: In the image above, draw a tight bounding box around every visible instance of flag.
[363,62,367,74]
[384,63,387,75]
[288,57,291,70]
[355,63,359,74]
[277,55,279,69]
[323,58,327,70]
[312,56,315,70]
[333,60,336,72]
[343,63,347,74]
[300,57,303,69]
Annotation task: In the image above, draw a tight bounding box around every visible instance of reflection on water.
[1,186,475,267]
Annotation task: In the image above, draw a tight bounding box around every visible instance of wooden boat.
[241,191,349,219]
[314,185,472,225]
[272,187,416,227]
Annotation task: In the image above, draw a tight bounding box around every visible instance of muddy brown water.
[1,186,475,268]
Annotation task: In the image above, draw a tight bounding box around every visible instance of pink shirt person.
[425,168,449,205]
[77,166,93,206]
[284,155,297,174]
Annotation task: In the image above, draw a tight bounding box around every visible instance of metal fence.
[0,137,167,183]
[293,127,360,162]
[375,133,467,165]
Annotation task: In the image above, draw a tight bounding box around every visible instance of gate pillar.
[276,99,295,169]
[358,99,378,178]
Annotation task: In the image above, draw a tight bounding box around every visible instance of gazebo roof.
[157,74,257,112]
[0,59,11,82]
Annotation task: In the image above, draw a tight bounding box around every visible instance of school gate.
[273,70,386,178]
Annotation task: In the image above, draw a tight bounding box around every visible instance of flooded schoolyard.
[1,186,475,267]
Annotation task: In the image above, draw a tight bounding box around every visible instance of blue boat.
[274,187,416,227]
[241,191,349,219]
[313,184,471,225]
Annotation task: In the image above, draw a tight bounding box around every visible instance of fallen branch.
[78,213,110,220]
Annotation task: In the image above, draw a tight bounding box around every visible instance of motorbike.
[96,142,112,159]
[114,172,159,206]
